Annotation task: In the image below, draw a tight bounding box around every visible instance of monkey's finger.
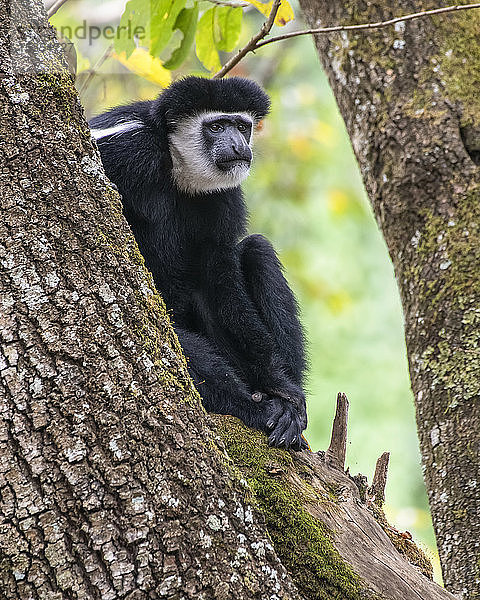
[270,411,296,446]
[288,435,303,452]
[281,419,303,450]
[268,415,290,446]
[265,401,284,430]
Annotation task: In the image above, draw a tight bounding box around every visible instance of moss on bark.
[214,416,374,600]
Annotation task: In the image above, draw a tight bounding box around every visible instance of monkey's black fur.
[90,77,307,450]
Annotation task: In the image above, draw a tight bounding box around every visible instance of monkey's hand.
[263,381,307,428]
[253,390,307,451]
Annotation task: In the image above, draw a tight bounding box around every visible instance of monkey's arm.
[200,244,307,431]
[238,234,306,388]
[177,328,306,450]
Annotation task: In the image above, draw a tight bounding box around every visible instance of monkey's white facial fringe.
[90,120,144,140]
[168,111,254,195]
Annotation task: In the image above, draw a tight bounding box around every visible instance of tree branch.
[77,43,113,97]
[47,0,71,18]
[206,0,249,7]
[256,2,480,48]
[368,451,390,506]
[214,2,480,78]
[213,412,456,599]
[212,0,282,79]
[325,392,349,470]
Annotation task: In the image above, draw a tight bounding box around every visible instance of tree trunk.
[0,2,303,599]
[296,0,480,596]
[0,1,469,599]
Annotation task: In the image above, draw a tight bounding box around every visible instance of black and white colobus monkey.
[90,76,307,450]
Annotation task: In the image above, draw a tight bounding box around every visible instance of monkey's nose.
[232,140,242,154]
[232,141,252,161]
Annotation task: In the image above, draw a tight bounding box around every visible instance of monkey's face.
[168,111,255,195]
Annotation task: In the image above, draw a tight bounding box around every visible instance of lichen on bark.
[412,191,480,407]
[296,0,480,596]
[436,7,480,124]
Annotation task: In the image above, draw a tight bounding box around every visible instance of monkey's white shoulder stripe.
[91,120,144,140]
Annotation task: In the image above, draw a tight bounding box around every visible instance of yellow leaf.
[114,48,171,87]
[328,189,349,215]
[244,0,294,26]
[287,133,313,159]
[314,120,336,147]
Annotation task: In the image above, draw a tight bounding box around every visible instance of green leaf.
[213,6,242,52]
[150,0,187,57]
[115,0,151,58]
[163,3,199,70]
[195,7,221,72]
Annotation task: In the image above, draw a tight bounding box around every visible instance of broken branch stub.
[325,392,349,471]
[368,451,390,506]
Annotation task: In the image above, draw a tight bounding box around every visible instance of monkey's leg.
[176,328,264,425]
[238,234,306,387]
[237,234,308,443]
[175,328,304,450]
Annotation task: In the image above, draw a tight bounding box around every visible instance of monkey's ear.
[255,119,265,132]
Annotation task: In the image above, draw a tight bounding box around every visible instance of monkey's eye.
[237,122,249,132]
[208,122,224,133]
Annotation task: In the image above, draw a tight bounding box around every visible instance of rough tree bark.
[0,1,467,599]
[0,2,304,599]
[296,0,480,597]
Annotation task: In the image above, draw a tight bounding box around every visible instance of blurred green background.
[51,0,440,580]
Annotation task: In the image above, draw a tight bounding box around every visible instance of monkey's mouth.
[216,158,251,171]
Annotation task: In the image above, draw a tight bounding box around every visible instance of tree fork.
[213,393,455,600]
